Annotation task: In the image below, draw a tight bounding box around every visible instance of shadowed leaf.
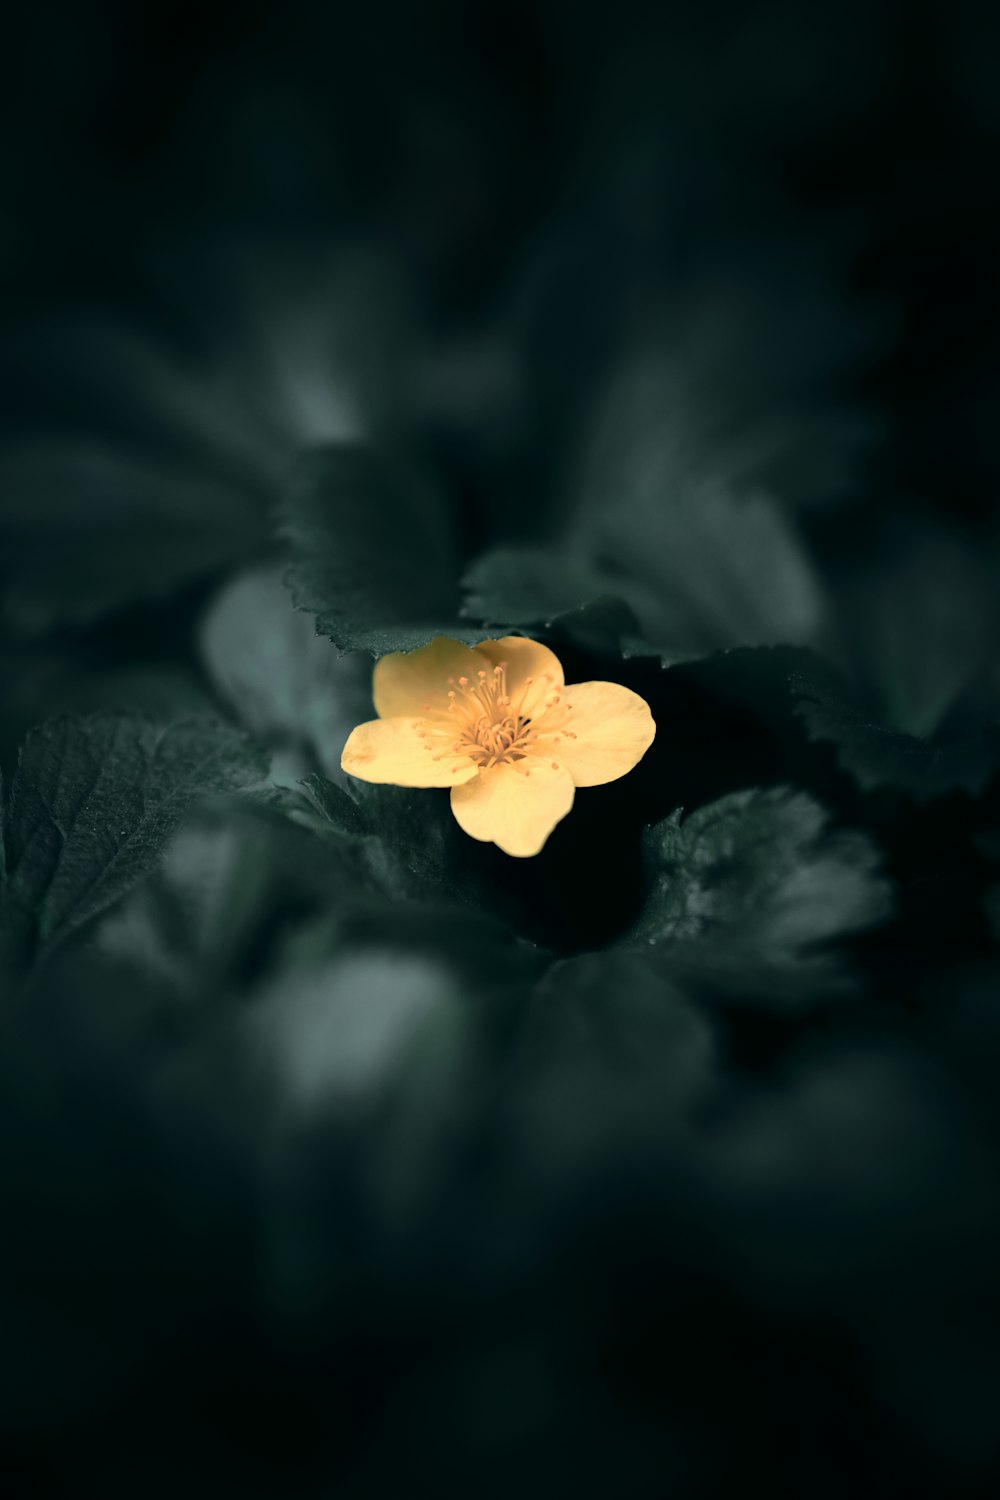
[633,785,893,1004]
[282,444,482,655]
[0,714,268,974]
[792,665,1000,802]
[464,481,826,668]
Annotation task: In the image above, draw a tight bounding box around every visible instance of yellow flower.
[341,636,656,857]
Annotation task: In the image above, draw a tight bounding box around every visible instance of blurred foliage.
[281,444,483,653]
[3,0,1000,1495]
[633,786,893,1004]
[0,715,266,977]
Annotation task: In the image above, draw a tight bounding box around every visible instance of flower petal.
[450,758,575,857]
[476,636,565,720]
[373,636,488,719]
[342,717,478,787]
[537,681,656,787]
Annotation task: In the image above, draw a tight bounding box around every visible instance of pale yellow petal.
[450,758,574,857]
[373,637,487,719]
[534,681,655,787]
[342,717,478,788]
[475,636,565,721]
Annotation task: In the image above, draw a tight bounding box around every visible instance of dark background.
[3,2,1000,1496]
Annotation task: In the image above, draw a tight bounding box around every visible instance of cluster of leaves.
[4,2,1000,1495]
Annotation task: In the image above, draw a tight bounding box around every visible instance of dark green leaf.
[0,714,268,974]
[297,772,468,904]
[0,440,267,631]
[0,636,215,781]
[463,481,827,667]
[792,665,1000,801]
[281,444,481,655]
[200,566,373,777]
[827,515,999,741]
[99,797,372,996]
[462,547,624,629]
[0,250,423,632]
[296,774,379,841]
[633,786,893,1003]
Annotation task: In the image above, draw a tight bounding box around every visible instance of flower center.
[446,663,536,766]
[415,659,570,773]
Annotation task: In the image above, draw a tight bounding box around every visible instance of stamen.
[438,661,544,768]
